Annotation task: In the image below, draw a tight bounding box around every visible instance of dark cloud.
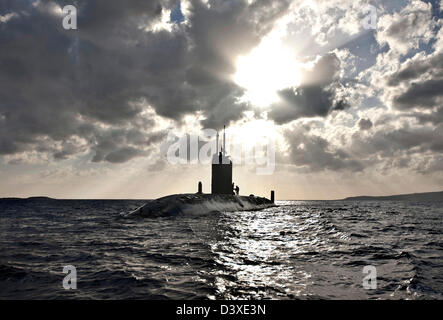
[90,128,167,163]
[268,53,349,124]
[75,0,167,34]
[384,51,443,126]
[0,0,291,162]
[284,126,363,173]
[358,118,373,131]
[350,124,443,159]
[418,155,443,174]
[408,107,443,125]
[282,120,443,174]
[394,78,443,110]
[387,53,443,87]
[53,141,86,160]
[104,146,145,163]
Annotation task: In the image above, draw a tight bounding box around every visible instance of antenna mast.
[223,125,226,156]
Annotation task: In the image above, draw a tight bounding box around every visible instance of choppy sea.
[0,198,442,299]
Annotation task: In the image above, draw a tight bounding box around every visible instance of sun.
[233,33,301,108]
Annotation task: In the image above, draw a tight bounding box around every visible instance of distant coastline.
[0,196,56,201]
[343,191,443,202]
[1,191,442,202]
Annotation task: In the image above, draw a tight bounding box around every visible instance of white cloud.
[0,12,18,23]
[434,23,443,52]
[376,0,436,55]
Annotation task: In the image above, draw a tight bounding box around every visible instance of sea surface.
[0,198,442,300]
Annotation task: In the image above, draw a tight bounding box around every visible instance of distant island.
[343,191,443,202]
[0,192,441,202]
[0,196,56,201]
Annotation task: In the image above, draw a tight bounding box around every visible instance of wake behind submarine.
[123,127,276,217]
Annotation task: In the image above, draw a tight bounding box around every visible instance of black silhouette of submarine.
[123,127,275,217]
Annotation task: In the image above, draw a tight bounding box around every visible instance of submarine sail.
[211,125,233,195]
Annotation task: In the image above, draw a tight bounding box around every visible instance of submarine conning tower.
[211,126,233,195]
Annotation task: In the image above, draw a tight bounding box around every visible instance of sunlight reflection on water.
[1,199,442,299]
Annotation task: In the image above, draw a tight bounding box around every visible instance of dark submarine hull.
[122,193,276,217]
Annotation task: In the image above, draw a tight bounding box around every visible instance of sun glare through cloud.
[234,32,301,108]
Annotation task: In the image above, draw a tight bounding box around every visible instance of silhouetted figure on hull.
[235,185,239,196]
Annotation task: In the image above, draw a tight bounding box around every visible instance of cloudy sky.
[1,0,443,199]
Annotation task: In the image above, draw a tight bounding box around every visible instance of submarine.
[123,127,276,217]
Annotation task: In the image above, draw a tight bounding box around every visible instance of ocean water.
[0,198,442,300]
